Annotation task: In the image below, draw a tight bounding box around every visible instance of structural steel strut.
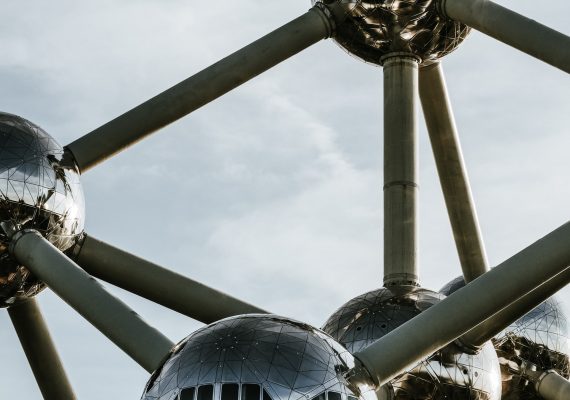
[74,234,268,323]
[419,62,489,282]
[10,230,174,373]
[64,6,337,173]
[383,54,420,287]
[440,0,570,74]
[8,299,77,400]
[350,221,570,388]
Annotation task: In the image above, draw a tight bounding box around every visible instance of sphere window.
[242,384,261,400]
[198,385,214,400]
[180,387,196,400]
[222,384,240,400]
[327,391,341,400]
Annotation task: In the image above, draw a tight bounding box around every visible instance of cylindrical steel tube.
[65,6,336,173]
[460,268,570,348]
[440,0,570,74]
[8,298,77,400]
[419,62,488,282]
[74,234,268,323]
[383,54,420,287]
[535,370,570,400]
[10,230,174,373]
[351,222,570,388]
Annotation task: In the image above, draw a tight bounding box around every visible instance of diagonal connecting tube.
[347,222,570,389]
[439,0,570,74]
[64,5,340,173]
[458,267,570,350]
[8,298,77,400]
[530,370,570,400]
[9,230,175,373]
[419,62,488,282]
[73,234,268,323]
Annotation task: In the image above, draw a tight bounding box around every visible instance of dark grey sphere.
[0,112,85,307]
[312,0,470,65]
[323,287,502,400]
[441,277,570,400]
[141,315,374,400]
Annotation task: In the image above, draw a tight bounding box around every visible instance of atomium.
[1,1,570,399]
[323,287,502,400]
[441,277,570,400]
[0,112,85,308]
[312,0,470,65]
[141,315,373,400]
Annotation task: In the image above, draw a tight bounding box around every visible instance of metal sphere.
[323,287,502,400]
[312,0,470,65]
[0,112,85,307]
[441,277,570,400]
[141,314,374,400]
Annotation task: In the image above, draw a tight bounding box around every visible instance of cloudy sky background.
[0,0,569,398]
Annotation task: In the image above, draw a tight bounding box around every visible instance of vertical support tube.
[10,230,174,373]
[8,298,77,400]
[383,54,420,287]
[419,62,488,282]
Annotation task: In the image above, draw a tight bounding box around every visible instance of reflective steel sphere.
[0,112,85,307]
[312,0,470,65]
[323,287,502,400]
[441,277,570,400]
[142,315,374,400]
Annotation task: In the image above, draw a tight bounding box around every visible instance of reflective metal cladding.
[323,287,502,400]
[0,112,85,307]
[313,0,470,65]
[141,314,374,400]
[441,277,570,400]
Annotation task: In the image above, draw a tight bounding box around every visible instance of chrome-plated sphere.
[0,112,85,307]
[441,277,570,400]
[142,315,373,400]
[312,0,470,65]
[323,287,502,400]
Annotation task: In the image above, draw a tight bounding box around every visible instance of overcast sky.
[0,1,569,399]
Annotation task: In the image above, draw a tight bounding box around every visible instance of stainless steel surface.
[494,298,569,400]
[141,315,373,400]
[348,222,570,388]
[444,269,570,347]
[74,234,268,323]
[312,0,470,65]
[419,62,488,283]
[534,370,570,400]
[440,0,570,74]
[383,55,419,287]
[8,298,76,400]
[64,7,337,173]
[10,229,174,373]
[323,287,501,399]
[0,112,85,307]
[441,275,570,399]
